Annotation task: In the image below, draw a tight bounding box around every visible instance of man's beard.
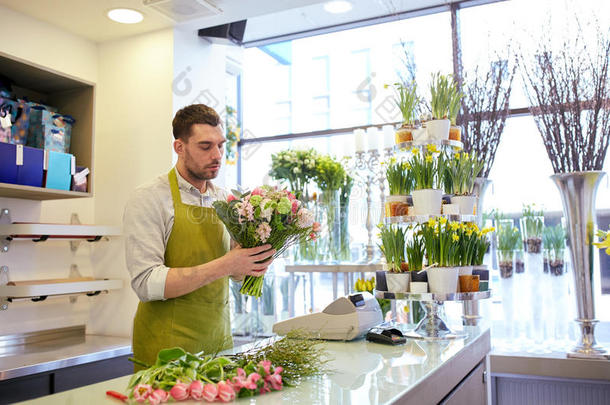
[185,163,219,181]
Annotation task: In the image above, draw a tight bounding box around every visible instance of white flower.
[293,167,301,174]
[259,199,273,221]
[296,208,315,228]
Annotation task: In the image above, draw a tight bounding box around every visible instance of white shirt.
[123,167,228,302]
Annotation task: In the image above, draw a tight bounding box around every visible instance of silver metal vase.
[551,171,609,359]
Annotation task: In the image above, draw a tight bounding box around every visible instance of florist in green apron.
[123,104,274,370]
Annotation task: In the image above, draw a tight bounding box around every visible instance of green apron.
[132,169,232,370]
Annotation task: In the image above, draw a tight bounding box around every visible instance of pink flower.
[312,221,321,232]
[291,200,299,214]
[133,384,152,403]
[170,382,189,401]
[309,232,317,241]
[265,373,283,391]
[244,372,261,390]
[260,380,271,394]
[236,201,255,222]
[216,381,235,402]
[202,383,218,402]
[259,360,272,375]
[147,389,169,405]
[189,380,204,400]
[251,187,264,196]
[227,194,237,202]
[274,366,283,374]
[256,222,272,243]
[231,368,247,390]
[287,192,296,200]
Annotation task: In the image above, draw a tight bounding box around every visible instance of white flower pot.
[457,266,473,292]
[427,267,459,294]
[386,272,410,293]
[412,189,443,215]
[412,127,428,142]
[451,195,477,215]
[442,203,459,215]
[409,281,428,293]
[425,119,450,141]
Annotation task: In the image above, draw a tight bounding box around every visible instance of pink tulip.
[274,366,284,374]
[309,232,317,241]
[216,381,236,402]
[260,380,271,395]
[170,382,189,401]
[151,389,169,403]
[266,372,283,391]
[251,187,264,196]
[291,200,299,214]
[244,372,261,390]
[202,383,218,402]
[287,192,296,200]
[227,194,237,202]
[231,368,247,390]
[133,384,152,403]
[259,360,272,375]
[189,380,204,400]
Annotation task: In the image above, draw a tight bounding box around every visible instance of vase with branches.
[520,24,610,358]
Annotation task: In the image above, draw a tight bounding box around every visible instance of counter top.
[19,326,490,404]
[0,334,131,381]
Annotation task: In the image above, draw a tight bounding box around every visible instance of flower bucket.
[385,195,409,217]
[449,125,462,141]
[425,119,450,141]
[375,270,388,291]
[451,195,477,215]
[410,281,428,293]
[386,272,410,293]
[427,266,459,294]
[412,189,443,215]
[459,275,479,293]
[395,127,413,144]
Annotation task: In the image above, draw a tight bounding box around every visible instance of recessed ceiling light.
[107,8,144,24]
[324,1,352,14]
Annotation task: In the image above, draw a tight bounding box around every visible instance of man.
[123,104,273,368]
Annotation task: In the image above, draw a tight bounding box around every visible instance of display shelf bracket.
[1,209,11,253]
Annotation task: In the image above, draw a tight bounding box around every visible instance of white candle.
[367,127,379,151]
[354,129,366,153]
[343,134,355,157]
[382,125,395,150]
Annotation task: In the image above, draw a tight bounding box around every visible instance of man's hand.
[221,244,275,279]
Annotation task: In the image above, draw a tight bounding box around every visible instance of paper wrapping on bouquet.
[27,106,74,153]
[0,143,44,187]
[44,150,74,190]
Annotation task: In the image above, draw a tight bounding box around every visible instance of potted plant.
[515,229,525,273]
[545,224,566,276]
[410,145,443,215]
[521,204,544,253]
[385,157,413,217]
[472,227,493,291]
[446,151,485,215]
[426,73,460,141]
[406,232,427,292]
[448,85,463,141]
[497,224,520,278]
[378,224,409,292]
[420,217,460,294]
[388,82,420,144]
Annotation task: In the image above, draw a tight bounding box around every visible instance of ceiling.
[0,0,466,45]
[0,0,328,43]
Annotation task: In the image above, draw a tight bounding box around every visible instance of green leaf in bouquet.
[155,347,186,366]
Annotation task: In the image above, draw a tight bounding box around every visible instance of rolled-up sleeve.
[123,187,169,302]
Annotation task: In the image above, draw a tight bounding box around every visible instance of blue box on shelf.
[0,143,44,187]
[44,150,74,191]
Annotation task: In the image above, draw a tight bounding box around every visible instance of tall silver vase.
[551,171,608,359]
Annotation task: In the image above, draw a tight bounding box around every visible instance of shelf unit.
[394,139,463,151]
[0,51,95,200]
[384,214,477,225]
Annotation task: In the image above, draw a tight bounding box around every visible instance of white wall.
[0,4,98,335]
[87,28,175,337]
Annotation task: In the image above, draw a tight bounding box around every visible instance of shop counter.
[18,326,491,404]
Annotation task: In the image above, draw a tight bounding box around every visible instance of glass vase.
[295,198,320,263]
[339,199,351,262]
[320,190,341,263]
[498,249,514,279]
[520,215,544,254]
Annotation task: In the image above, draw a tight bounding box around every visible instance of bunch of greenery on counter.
[378,224,407,272]
[386,157,413,195]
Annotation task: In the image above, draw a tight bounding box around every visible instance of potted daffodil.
[420,217,461,294]
[447,151,485,215]
[426,73,461,141]
[410,145,444,215]
[378,224,409,292]
[388,82,420,144]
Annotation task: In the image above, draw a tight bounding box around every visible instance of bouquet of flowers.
[213,186,320,297]
[269,149,319,197]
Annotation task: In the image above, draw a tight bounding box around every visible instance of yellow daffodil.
[466,229,474,236]
[455,152,461,160]
[452,234,460,242]
[459,223,467,231]
[426,144,440,154]
[450,222,460,231]
[594,231,610,255]
[428,218,437,228]
[455,146,463,152]
[411,148,420,155]
[463,152,470,159]
[405,162,412,170]
[425,154,433,163]
[439,217,448,225]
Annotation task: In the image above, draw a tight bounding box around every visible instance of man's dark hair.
[172,104,221,140]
